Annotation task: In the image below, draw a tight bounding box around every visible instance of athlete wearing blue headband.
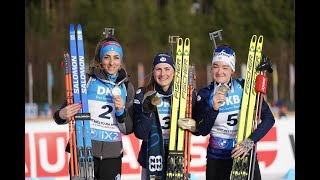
[54,36,135,180]
[100,41,123,61]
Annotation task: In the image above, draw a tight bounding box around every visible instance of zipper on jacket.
[100,142,104,160]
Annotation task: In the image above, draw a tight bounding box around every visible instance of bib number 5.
[227,113,238,126]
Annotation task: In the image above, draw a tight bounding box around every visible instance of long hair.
[144,74,157,92]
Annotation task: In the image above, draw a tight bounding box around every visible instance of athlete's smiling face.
[101,51,122,76]
[211,61,233,84]
[153,63,174,92]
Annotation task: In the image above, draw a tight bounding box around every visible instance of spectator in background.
[275,99,288,119]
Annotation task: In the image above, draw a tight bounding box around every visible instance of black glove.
[142,91,158,114]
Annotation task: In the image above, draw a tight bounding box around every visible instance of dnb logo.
[149,155,163,172]
[257,127,277,167]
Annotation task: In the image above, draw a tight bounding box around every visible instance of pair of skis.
[230,35,272,180]
[166,37,193,180]
[64,24,94,180]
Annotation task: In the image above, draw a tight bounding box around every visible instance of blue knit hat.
[152,53,175,70]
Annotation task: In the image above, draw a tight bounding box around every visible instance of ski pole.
[248,55,273,180]
[183,64,195,179]
[64,52,79,177]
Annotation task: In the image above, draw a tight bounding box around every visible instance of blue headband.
[214,47,235,56]
[99,41,123,61]
[152,53,175,70]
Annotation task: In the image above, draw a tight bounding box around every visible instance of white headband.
[212,52,235,72]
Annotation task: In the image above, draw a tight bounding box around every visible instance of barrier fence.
[25,116,295,180]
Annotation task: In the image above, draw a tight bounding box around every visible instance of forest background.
[25,0,295,110]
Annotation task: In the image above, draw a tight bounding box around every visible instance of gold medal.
[111,86,121,96]
[215,83,229,95]
[143,91,161,106]
[151,96,161,106]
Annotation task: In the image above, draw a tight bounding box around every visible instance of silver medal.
[111,86,121,96]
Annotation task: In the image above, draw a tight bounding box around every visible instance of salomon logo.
[74,113,91,120]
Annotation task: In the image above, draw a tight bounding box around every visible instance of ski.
[230,35,263,180]
[167,38,191,180]
[69,24,94,180]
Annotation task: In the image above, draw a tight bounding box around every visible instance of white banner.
[25,116,295,180]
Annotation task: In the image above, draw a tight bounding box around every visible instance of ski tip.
[258,35,264,43]
[178,38,183,45]
[184,38,190,47]
[77,24,82,30]
[251,35,257,42]
[70,24,75,30]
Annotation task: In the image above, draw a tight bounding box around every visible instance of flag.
[48,63,54,88]
[272,64,279,102]
[138,63,145,87]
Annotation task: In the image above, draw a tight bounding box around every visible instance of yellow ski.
[230,35,264,180]
[167,38,190,180]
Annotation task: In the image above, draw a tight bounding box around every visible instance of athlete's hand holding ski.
[177,118,197,132]
[231,138,254,159]
[59,103,82,120]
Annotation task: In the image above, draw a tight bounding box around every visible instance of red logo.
[257,127,277,167]
[25,132,69,177]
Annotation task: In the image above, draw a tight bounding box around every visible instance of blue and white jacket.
[53,67,135,159]
[193,77,275,160]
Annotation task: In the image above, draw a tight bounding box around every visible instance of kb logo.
[149,155,163,172]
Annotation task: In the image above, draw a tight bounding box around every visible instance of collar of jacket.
[209,77,233,90]
[154,82,173,96]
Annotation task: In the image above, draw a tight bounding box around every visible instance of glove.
[231,138,254,159]
[177,118,197,132]
[142,91,158,114]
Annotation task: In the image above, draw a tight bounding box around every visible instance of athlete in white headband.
[212,45,236,72]
[179,43,275,180]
